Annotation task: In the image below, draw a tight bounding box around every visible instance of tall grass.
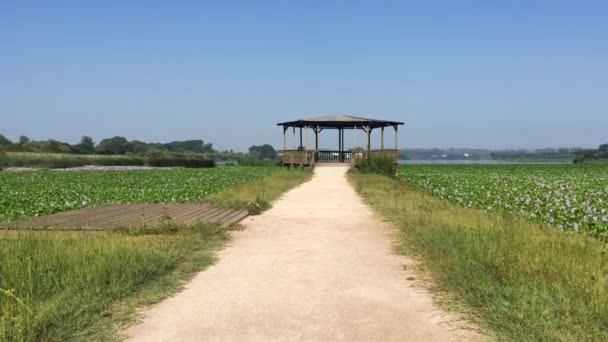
[0,224,228,341]
[0,152,215,169]
[349,172,608,341]
[0,152,145,168]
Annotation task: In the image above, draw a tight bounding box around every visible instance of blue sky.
[1,1,606,151]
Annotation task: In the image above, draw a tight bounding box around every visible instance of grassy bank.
[209,168,312,213]
[0,152,214,169]
[0,167,310,341]
[349,172,608,341]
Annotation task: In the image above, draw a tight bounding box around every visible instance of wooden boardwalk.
[0,203,249,230]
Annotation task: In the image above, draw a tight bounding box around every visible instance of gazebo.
[277,114,404,166]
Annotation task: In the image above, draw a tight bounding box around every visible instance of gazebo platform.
[277,114,404,167]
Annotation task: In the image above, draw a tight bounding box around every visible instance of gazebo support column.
[283,126,287,151]
[366,125,371,156]
[394,124,398,149]
[304,125,309,165]
[381,127,385,150]
[299,127,303,149]
[338,128,342,162]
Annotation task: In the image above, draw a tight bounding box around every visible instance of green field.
[0,167,287,223]
[397,164,608,238]
[0,166,310,341]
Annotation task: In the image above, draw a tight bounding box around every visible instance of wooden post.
[338,128,341,162]
[292,127,296,150]
[394,125,398,149]
[366,125,371,157]
[299,127,303,149]
[381,127,385,150]
[283,126,287,151]
[341,128,345,162]
[304,125,309,164]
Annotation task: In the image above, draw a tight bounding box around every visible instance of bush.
[355,155,398,177]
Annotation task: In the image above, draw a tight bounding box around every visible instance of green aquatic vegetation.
[398,164,608,238]
[0,167,283,223]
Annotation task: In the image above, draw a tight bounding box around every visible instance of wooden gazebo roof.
[277,114,404,129]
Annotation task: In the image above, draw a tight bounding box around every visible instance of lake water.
[399,160,571,165]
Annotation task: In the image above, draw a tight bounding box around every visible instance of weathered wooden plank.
[76,205,146,228]
[203,208,236,223]
[221,210,249,226]
[1,203,251,230]
[182,207,225,224]
[168,204,213,223]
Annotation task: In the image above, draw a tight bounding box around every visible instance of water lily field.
[0,167,283,223]
[398,164,608,238]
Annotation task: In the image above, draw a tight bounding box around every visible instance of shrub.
[355,155,398,177]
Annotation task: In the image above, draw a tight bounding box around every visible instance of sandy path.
[124,166,478,341]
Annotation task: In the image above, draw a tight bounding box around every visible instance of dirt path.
[124,166,478,341]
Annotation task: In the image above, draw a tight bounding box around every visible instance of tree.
[18,135,30,145]
[73,136,96,154]
[248,144,277,160]
[0,135,12,146]
[96,136,129,154]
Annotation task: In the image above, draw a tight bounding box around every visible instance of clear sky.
[1,1,606,151]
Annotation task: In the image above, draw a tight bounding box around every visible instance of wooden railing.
[281,149,399,166]
[317,150,352,163]
[281,150,315,165]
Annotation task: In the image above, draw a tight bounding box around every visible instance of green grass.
[0,167,310,341]
[349,172,608,341]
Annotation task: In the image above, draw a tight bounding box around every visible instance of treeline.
[0,135,216,158]
[0,134,280,168]
[574,144,608,163]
